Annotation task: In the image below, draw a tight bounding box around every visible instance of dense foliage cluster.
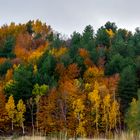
[0,20,140,137]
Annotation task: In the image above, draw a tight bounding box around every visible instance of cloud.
[0,0,140,36]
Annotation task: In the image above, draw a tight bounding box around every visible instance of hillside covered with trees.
[0,20,140,138]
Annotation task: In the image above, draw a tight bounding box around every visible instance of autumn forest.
[0,20,140,138]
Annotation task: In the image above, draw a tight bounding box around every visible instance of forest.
[0,20,140,138]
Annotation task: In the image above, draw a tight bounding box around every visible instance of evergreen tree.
[118,66,138,112]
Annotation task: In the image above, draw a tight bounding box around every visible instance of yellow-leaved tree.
[106,29,114,38]
[88,81,100,135]
[5,95,16,131]
[16,99,26,134]
[73,98,86,137]
[102,93,111,136]
[109,100,120,133]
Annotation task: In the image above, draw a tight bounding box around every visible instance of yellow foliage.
[73,98,85,118]
[28,43,48,63]
[13,64,19,70]
[76,121,86,137]
[16,99,26,127]
[106,29,114,38]
[109,100,120,130]
[5,95,16,120]
[88,81,101,134]
[32,20,50,35]
[5,95,16,130]
[84,66,104,83]
[103,93,111,108]
[73,98,86,136]
[29,51,43,61]
[102,93,111,134]
[85,83,91,91]
[88,81,100,105]
[74,79,81,88]
[33,64,38,74]
[32,20,43,34]
[28,45,48,61]
[49,47,68,58]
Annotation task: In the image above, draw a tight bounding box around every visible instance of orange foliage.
[37,88,59,133]
[16,33,33,50]
[57,63,80,82]
[55,63,65,76]
[0,89,8,130]
[0,58,7,64]
[83,66,104,83]
[15,35,48,63]
[84,58,93,67]
[14,45,29,62]
[5,68,13,82]
[79,48,89,58]
[0,22,26,40]
[67,63,80,80]
[14,33,33,62]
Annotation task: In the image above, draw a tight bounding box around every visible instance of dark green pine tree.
[4,65,34,102]
[118,66,138,112]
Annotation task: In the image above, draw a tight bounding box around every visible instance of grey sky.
[0,0,140,36]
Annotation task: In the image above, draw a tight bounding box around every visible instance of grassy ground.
[0,132,140,140]
[0,137,107,140]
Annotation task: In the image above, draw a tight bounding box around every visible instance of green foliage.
[52,33,64,48]
[69,31,81,58]
[5,65,34,102]
[26,20,33,34]
[105,54,135,75]
[37,51,57,86]
[133,28,140,55]
[0,60,12,76]
[1,20,140,134]
[3,36,15,57]
[135,56,140,86]
[104,21,117,32]
[96,26,110,47]
[0,36,15,58]
[125,90,140,132]
[32,84,49,97]
[81,25,95,50]
[111,40,134,58]
[105,54,123,75]
[118,66,138,112]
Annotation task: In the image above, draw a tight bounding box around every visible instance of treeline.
[0,20,140,137]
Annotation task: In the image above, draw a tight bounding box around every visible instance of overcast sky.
[0,0,140,36]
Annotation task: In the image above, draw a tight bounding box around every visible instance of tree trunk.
[12,120,13,131]
[22,122,25,135]
[31,110,34,136]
